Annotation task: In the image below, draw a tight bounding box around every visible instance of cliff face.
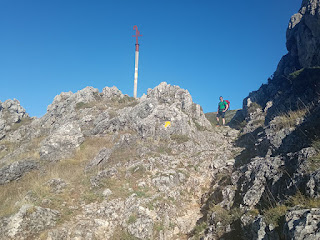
[197,0,320,239]
[276,0,320,76]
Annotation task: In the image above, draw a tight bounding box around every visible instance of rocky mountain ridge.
[1,0,320,239]
[0,82,241,239]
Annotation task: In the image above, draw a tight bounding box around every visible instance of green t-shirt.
[218,101,227,111]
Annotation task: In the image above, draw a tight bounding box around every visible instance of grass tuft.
[263,205,287,227]
[170,134,190,144]
[274,109,307,131]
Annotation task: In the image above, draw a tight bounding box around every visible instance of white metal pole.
[133,44,139,98]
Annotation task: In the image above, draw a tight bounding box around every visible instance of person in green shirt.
[216,96,229,126]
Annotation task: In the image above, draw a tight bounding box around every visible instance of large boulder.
[39,122,84,161]
[102,86,123,99]
[0,99,29,140]
[0,160,38,185]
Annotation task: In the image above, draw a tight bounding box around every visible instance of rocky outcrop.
[199,1,320,239]
[275,0,320,76]
[0,99,29,140]
[0,160,38,185]
[39,122,84,161]
[92,82,211,139]
[283,208,320,240]
[0,80,241,239]
[0,204,60,240]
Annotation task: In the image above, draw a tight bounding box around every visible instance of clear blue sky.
[0,0,302,117]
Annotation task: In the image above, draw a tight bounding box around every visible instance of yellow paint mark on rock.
[165,121,171,128]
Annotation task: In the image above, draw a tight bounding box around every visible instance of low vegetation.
[110,227,140,240]
[0,135,113,219]
[263,191,320,227]
[191,204,243,239]
[0,135,45,168]
[274,108,308,131]
[170,134,190,144]
[75,95,138,112]
[191,221,208,239]
[289,66,320,79]
[10,117,32,132]
[263,204,288,227]
[247,102,262,114]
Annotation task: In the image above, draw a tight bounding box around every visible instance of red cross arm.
[133,25,142,45]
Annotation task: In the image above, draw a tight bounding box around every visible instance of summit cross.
[132,25,143,45]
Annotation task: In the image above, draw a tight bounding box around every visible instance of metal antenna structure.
[132,25,142,98]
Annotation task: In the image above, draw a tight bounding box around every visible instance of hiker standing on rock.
[216,96,229,126]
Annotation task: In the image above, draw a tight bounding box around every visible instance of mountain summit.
[0,82,239,239]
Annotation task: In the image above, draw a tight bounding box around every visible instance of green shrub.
[192,222,207,239]
[154,222,165,232]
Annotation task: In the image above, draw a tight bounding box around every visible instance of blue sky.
[0,0,302,117]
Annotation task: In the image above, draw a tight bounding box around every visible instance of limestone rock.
[0,99,29,141]
[46,178,68,193]
[283,208,320,240]
[306,169,320,197]
[86,147,112,170]
[275,0,320,76]
[0,204,60,240]
[102,86,123,99]
[0,160,38,185]
[39,122,84,161]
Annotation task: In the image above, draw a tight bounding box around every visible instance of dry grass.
[9,117,33,132]
[0,135,45,168]
[75,101,108,111]
[247,102,262,113]
[263,204,288,227]
[0,135,113,219]
[75,95,138,112]
[99,172,131,200]
[170,134,190,144]
[262,191,320,227]
[274,109,308,130]
[0,141,17,162]
[286,191,320,208]
[110,227,140,240]
[107,144,139,167]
